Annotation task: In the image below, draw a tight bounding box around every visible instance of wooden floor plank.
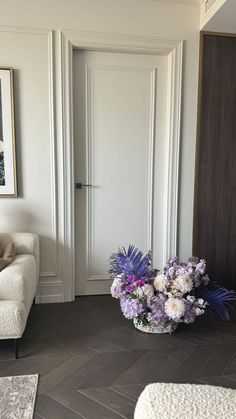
[38,352,96,394]
[197,344,236,378]
[110,384,145,402]
[79,387,135,418]
[50,390,123,418]
[197,375,236,389]
[36,394,82,418]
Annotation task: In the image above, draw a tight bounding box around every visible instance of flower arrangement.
[109,245,236,334]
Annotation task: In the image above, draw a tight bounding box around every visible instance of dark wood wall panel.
[193,33,236,289]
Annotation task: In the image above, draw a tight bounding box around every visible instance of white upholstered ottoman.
[134,383,236,419]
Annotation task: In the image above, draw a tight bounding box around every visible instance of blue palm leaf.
[109,245,152,277]
[196,285,236,321]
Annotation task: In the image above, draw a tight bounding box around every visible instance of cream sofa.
[0,233,39,358]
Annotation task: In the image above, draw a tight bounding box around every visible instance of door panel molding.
[58,29,183,301]
[86,64,156,282]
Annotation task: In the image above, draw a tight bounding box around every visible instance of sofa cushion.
[0,254,37,313]
[0,242,15,272]
[0,300,27,339]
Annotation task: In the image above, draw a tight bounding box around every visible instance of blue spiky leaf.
[109,245,152,278]
[196,285,236,321]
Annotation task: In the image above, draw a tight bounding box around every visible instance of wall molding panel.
[163,42,183,261]
[0,25,63,303]
[57,30,75,302]
[59,29,183,300]
[40,272,57,278]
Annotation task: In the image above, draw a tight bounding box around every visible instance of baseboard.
[36,278,64,303]
[35,294,64,303]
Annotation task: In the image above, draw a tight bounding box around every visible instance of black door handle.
[76,183,93,189]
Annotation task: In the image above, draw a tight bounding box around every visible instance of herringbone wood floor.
[0,296,236,418]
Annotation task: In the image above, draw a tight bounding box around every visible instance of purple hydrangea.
[182,296,206,324]
[111,276,125,299]
[182,299,197,324]
[163,256,207,289]
[188,256,200,264]
[147,294,168,326]
[195,261,206,275]
[125,284,135,294]
[120,298,145,320]
[202,275,210,285]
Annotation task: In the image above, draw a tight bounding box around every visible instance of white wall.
[0,0,200,302]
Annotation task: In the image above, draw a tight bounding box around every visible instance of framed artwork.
[0,67,17,197]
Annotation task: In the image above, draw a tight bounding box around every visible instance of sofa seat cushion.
[0,300,27,339]
[0,254,37,312]
[134,383,236,419]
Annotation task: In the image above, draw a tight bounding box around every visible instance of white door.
[73,50,168,295]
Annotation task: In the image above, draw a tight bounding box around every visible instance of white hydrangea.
[164,297,185,321]
[133,284,154,299]
[153,274,168,293]
[132,287,143,298]
[187,295,195,303]
[174,274,193,295]
[167,288,181,298]
[147,312,153,322]
[195,307,205,316]
[142,284,154,299]
[110,275,124,299]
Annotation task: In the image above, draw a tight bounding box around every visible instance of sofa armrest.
[0,233,39,278]
[0,254,37,312]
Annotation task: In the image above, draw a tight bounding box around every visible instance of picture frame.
[0,67,17,197]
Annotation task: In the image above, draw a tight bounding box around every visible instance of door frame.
[58,29,183,301]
